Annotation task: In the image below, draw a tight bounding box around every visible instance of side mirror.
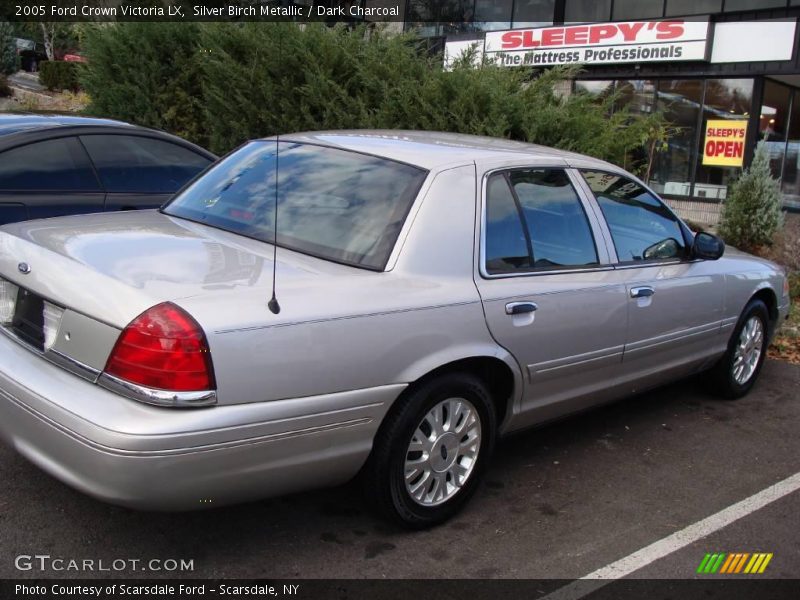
[643,238,681,260]
[692,232,725,260]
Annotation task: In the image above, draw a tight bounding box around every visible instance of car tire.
[363,372,496,529]
[707,299,770,400]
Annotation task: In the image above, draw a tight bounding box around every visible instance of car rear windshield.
[163,141,427,270]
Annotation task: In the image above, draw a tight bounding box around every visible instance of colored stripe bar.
[744,554,761,574]
[697,554,713,574]
[719,554,736,574]
[720,553,738,574]
[734,553,750,573]
[710,553,726,574]
[758,553,773,573]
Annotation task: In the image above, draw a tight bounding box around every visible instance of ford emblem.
[18,262,31,274]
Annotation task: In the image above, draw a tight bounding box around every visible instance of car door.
[79,134,212,211]
[473,164,629,430]
[0,137,104,225]
[575,169,726,386]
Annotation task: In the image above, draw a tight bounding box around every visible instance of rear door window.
[80,135,211,194]
[0,138,99,191]
[485,168,599,274]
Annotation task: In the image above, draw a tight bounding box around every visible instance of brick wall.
[663,198,722,228]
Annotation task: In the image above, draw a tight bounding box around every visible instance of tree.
[16,22,79,61]
[0,21,16,75]
[719,141,785,251]
[81,22,207,147]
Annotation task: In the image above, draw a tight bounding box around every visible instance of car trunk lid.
[0,210,363,331]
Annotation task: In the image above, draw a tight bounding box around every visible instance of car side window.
[80,135,211,194]
[580,170,686,263]
[485,169,598,275]
[485,174,532,274]
[0,138,100,191]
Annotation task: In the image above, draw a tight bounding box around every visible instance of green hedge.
[80,22,667,173]
[40,60,80,92]
[81,22,205,149]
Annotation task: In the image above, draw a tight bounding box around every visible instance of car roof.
[0,113,135,137]
[278,130,617,171]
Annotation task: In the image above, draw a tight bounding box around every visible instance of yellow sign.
[703,120,748,167]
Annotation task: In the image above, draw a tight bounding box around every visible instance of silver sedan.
[0,131,790,527]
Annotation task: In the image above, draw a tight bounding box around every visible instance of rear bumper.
[0,333,402,510]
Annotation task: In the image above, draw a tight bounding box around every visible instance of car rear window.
[80,135,211,194]
[163,141,427,270]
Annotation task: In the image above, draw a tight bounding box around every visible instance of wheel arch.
[391,350,524,432]
[750,284,779,329]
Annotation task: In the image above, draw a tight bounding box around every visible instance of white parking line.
[542,471,800,600]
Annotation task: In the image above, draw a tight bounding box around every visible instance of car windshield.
[163,141,427,270]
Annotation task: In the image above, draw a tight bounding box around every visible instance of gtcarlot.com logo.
[15,554,194,572]
[697,552,773,574]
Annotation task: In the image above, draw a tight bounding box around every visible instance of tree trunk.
[40,23,54,61]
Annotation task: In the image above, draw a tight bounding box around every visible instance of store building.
[399,0,800,221]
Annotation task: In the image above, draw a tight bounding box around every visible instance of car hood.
[0,210,371,329]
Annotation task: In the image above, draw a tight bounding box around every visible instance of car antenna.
[267,134,281,315]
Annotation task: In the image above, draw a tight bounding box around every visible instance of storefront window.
[693,79,754,200]
[616,80,656,115]
[612,0,664,20]
[760,80,791,179]
[438,0,476,21]
[474,0,513,29]
[511,0,555,28]
[665,0,722,16]
[782,90,800,205]
[725,0,786,11]
[564,0,612,23]
[574,80,615,99]
[649,80,704,197]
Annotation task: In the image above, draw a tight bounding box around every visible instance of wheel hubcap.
[404,397,482,507]
[733,316,764,385]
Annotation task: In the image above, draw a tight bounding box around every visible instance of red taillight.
[104,302,215,392]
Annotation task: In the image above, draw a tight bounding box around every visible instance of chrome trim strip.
[0,326,100,382]
[624,321,723,355]
[43,349,100,383]
[97,373,217,408]
[612,260,685,270]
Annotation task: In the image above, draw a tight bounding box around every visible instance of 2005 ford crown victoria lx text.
[0,131,790,528]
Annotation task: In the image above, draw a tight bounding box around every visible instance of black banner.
[1,1,409,23]
[3,579,800,600]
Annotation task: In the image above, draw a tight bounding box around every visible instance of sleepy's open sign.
[703,120,748,167]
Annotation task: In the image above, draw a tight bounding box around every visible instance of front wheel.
[363,373,496,529]
[707,299,770,399]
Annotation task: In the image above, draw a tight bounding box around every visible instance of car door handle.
[630,286,655,299]
[505,301,538,315]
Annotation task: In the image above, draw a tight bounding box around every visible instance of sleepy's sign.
[703,120,748,167]
[484,20,709,67]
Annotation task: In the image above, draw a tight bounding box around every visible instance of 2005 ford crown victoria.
[0,131,791,527]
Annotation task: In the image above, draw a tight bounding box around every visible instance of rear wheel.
[364,373,496,529]
[708,299,770,399]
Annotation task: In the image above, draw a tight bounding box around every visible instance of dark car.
[0,114,217,225]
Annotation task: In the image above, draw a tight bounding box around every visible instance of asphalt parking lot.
[1,360,798,582]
